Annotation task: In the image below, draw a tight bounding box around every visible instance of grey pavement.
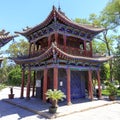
[0,87,120,120]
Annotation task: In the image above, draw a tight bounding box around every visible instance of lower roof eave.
[12,43,113,64]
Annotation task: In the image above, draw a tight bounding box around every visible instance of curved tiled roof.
[0,30,18,47]
[14,43,112,64]
[16,6,104,36]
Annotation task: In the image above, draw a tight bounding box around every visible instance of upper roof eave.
[15,6,104,37]
[56,9,105,33]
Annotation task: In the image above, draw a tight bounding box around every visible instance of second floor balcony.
[18,44,92,59]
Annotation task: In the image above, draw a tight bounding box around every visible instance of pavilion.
[14,6,112,104]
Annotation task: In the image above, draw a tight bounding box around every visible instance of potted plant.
[8,87,14,99]
[45,89,66,114]
[106,82,117,101]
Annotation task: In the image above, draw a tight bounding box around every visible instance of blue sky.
[0,0,109,51]
[0,0,109,33]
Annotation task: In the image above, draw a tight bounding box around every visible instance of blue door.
[71,71,85,100]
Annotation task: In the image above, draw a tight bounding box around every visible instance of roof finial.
[58,5,61,12]
[58,0,61,12]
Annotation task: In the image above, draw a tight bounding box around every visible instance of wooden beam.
[20,69,25,99]
[32,71,36,97]
[96,69,102,99]
[43,68,48,102]
[88,70,93,100]
[53,67,58,89]
[66,68,71,105]
[26,67,31,99]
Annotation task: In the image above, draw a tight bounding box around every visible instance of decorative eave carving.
[15,6,104,39]
[0,29,18,47]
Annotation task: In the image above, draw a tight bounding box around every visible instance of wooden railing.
[29,47,48,58]
[18,45,92,59]
[58,45,92,57]
[18,47,49,59]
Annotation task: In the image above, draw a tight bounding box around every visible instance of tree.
[7,65,29,86]
[113,38,120,88]
[92,39,107,55]
[0,58,8,83]
[6,39,29,57]
[74,18,90,24]
[100,64,109,83]
[102,0,120,27]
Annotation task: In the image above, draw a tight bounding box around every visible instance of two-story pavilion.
[14,6,112,104]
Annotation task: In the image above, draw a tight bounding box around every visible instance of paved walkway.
[1,87,120,119]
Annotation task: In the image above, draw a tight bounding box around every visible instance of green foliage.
[92,40,107,55]
[7,65,22,86]
[7,65,29,86]
[100,64,108,82]
[0,58,9,83]
[113,40,120,86]
[74,18,90,24]
[102,0,120,27]
[6,39,29,57]
[106,82,117,96]
[46,89,66,101]
[0,84,6,91]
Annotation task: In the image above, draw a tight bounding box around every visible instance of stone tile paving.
[3,97,119,119]
[1,87,120,119]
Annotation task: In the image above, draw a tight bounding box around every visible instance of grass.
[102,89,120,97]
[0,84,6,91]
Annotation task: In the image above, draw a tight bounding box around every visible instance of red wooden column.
[33,42,36,54]
[90,41,92,57]
[96,69,102,99]
[48,35,51,47]
[66,68,71,105]
[88,70,93,100]
[83,40,87,56]
[29,43,32,56]
[53,67,58,90]
[63,35,66,52]
[32,71,36,97]
[20,68,25,99]
[26,67,31,99]
[55,32,58,45]
[43,68,48,102]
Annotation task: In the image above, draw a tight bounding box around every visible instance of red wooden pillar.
[20,68,25,99]
[26,67,31,99]
[83,40,87,56]
[53,67,58,89]
[63,35,66,52]
[88,70,93,100]
[90,41,92,57]
[66,68,71,105]
[48,35,51,47]
[33,42,36,54]
[55,32,58,45]
[29,43,32,56]
[96,69,102,99]
[32,71,36,97]
[43,68,48,102]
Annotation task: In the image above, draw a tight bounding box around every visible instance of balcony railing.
[17,45,92,59]
[58,45,92,57]
[17,47,48,59]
